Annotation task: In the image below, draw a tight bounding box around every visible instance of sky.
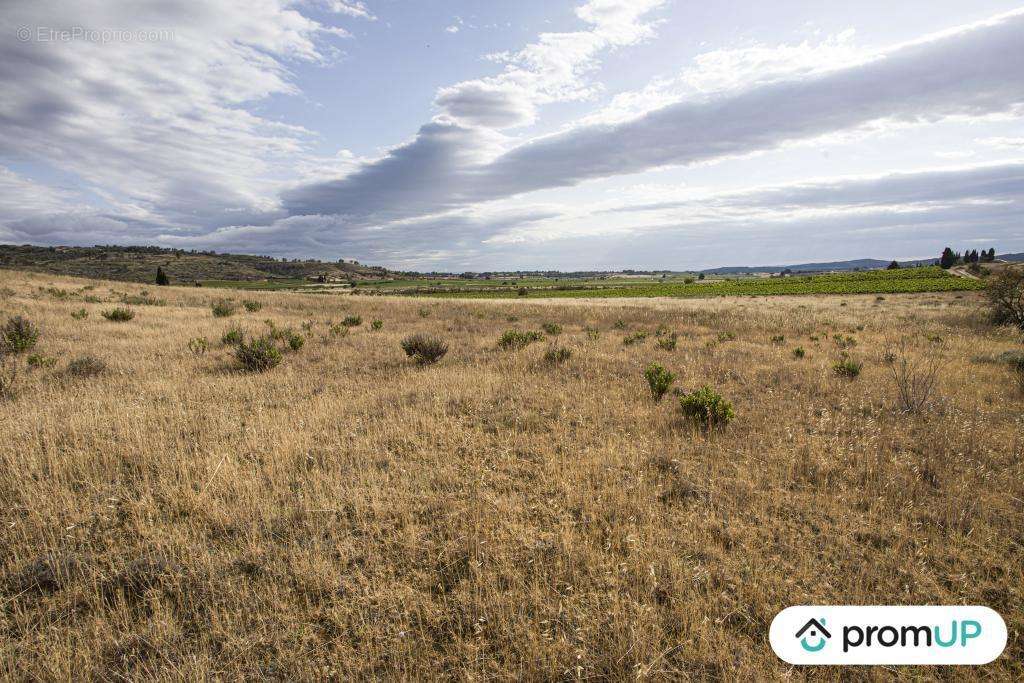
[1,1,1023,271]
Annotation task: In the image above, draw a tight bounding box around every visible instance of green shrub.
[235,336,283,372]
[771,335,785,344]
[188,337,209,356]
[341,315,362,327]
[27,354,56,369]
[716,331,736,342]
[585,327,600,340]
[121,294,165,306]
[221,326,244,346]
[644,362,676,401]
[833,334,856,349]
[242,300,262,312]
[656,334,677,351]
[622,331,648,346]
[83,295,102,304]
[793,347,806,359]
[543,346,572,364]
[2,316,39,353]
[833,357,862,378]
[285,331,305,352]
[541,322,562,336]
[371,319,384,331]
[70,308,88,320]
[101,307,135,322]
[329,323,349,338]
[498,329,543,350]
[66,355,107,378]
[654,324,670,337]
[400,334,448,365]
[517,287,529,297]
[419,308,431,318]
[679,386,735,429]
[613,319,627,330]
[211,300,236,318]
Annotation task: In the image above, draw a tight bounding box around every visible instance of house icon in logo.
[795,618,831,652]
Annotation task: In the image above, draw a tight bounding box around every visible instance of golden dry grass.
[1,269,1022,680]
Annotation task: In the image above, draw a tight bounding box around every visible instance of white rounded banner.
[770,606,1007,665]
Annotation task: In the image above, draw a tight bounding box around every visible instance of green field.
[409,267,983,299]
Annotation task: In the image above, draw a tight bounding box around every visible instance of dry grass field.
[1,268,1022,680]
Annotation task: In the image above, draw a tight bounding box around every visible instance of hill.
[0,244,390,284]
[699,257,941,274]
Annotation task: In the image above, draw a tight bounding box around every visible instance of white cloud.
[434,0,666,128]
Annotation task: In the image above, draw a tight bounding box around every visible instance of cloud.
[0,0,364,234]
[284,10,1024,232]
[434,0,666,128]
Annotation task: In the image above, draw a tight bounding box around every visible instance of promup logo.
[770,606,1006,665]
[795,618,830,652]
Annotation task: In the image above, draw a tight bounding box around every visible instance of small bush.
[985,269,1024,329]
[27,353,56,369]
[887,341,939,413]
[498,329,543,350]
[543,346,572,364]
[235,336,283,372]
[70,308,88,320]
[329,323,349,338]
[419,308,431,318]
[716,331,736,343]
[654,324,670,337]
[2,316,39,353]
[771,335,785,344]
[833,357,862,378]
[83,295,102,304]
[613,319,627,330]
[541,322,562,336]
[211,300,236,318]
[833,334,856,349]
[242,300,262,313]
[188,337,209,356]
[585,327,600,340]
[285,331,305,352]
[793,347,806,359]
[371,319,384,331]
[101,307,134,322]
[644,362,676,401]
[401,334,448,365]
[622,331,648,346]
[341,315,362,327]
[66,355,107,378]
[656,334,677,351]
[679,386,735,429]
[221,326,244,346]
[121,294,165,306]
[517,287,529,297]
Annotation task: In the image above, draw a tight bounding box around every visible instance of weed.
[833,357,862,378]
[498,330,543,350]
[656,334,677,351]
[792,347,805,359]
[27,354,57,369]
[188,337,210,356]
[221,326,244,346]
[371,319,384,331]
[541,322,562,336]
[71,308,88,320]
[66,355,107,378]
[623,331,648,346]
[102,307,135,322]
[2,316,39,353]
[401,334,448,365]
[235,336,283,372]
[543,346,572,364]
[679,386,735,429]
[211,300,236,318]
[243,300,262,312]
[644,362,676,401]
[341,315,362,327]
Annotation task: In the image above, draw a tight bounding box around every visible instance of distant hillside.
[0,244,390,284]
[999,252,1024,262]
[701,257,941,274]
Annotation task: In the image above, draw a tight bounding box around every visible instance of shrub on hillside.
[644,362,675,401]
[341,315,362,327]
[188,337,209,356]
[543,346,572,364]
[833,357,862,378]
[101,307,134,322]
[400,334,448,365]
[285,331,305,352]
[541,322,562,336]
[371,319,383,331]
[242,300,262,313]
[70,308,88,320]
[679,386,735,429]
[498,329,543,350]
[211,300,236,318]
[66,355,107,378]
[985,268,1024,330]
[622,331,648,346]
[235,336,283,372]
[221,326,244,346]
[2,316,39,354]
[656,334,677,351]
[27,354,56,369]
[793,346,806,359]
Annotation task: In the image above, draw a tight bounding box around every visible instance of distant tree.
[982,247,996,262]
[939,247,957,269]
[698,273,705,280]
[155,267,170,286]
[887,260,900,270]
